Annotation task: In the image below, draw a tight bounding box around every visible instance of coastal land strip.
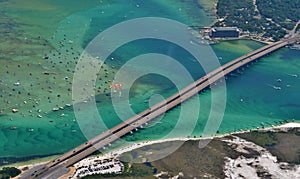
[13,122,300,178]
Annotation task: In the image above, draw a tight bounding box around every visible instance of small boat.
[52,108,59,111]
[14,82,21,86]
[10,126,16,130]
[28,128,34,132]
[65,104,71,107]
[43,71,57,75]
[292,74,298,77]
[267,84,282,90]
[273,86,281,90]
[287,73,298,77]
[12,108,19,113]
[37,114,43,118]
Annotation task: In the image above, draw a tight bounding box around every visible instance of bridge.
[21,35,299,179]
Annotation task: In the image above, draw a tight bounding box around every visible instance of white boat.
[52,108,59,111]
[273,86,281,90]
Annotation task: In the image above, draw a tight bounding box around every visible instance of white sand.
[223,136,300,179]
[96,122,300,159]
[273,122,300,128]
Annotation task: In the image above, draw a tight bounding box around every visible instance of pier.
[21,35,300,179]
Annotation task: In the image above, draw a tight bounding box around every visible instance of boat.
[287,73,298,77]
[14,82,21,86]
[12,108,19,113]
[37,114,43,118]
[10,126,16,130]
[52,107,59,111]
[28,128,34,132]
[267,84,282,90]
[289,44,300,50]
[43,71,57,75]
[273,86,281,90]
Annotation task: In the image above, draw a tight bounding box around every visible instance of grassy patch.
[82,129,300,178]
[237,129,300,164]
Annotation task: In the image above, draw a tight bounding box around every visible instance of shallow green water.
[0,0,299,165]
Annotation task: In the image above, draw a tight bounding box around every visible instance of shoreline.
[211,37,273,45]
[94,122,300,159]
[8,122,300,173]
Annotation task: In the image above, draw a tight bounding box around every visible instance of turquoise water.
[0,0,299,165]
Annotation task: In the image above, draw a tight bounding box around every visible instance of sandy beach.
[95,122,300,159]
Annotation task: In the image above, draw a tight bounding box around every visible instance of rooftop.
[212,27,239,31]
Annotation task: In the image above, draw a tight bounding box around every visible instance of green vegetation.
[256,0,300,29]
[82,128,300,178]
[214,0,299,41]
[237,128,300,164]
[215,0,265,33]
[83,140,242,178]
[0,167,21,179]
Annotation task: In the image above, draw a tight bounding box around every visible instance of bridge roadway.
[24,36,298,178]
